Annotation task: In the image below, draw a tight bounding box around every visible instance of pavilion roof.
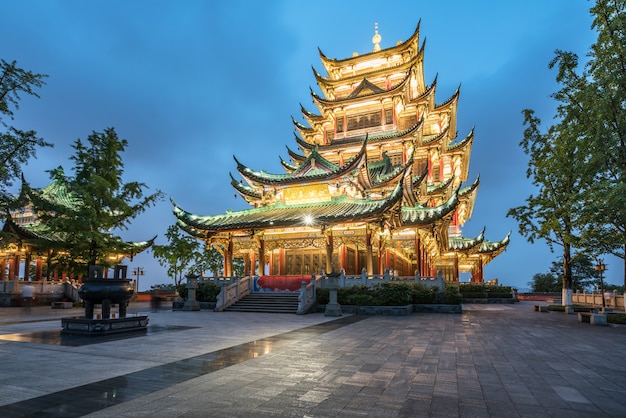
[234,140,368,186]
[173,180,404,234]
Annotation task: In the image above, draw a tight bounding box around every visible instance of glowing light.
[303,215,314,225]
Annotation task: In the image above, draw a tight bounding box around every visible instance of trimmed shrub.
[459,284,513,299]
[345,294,377,306]
[373,282,413,306]
[444,285,463,305]
[317,282,452,306]
[461,292,489,299]
[485,285,512,299]
[411,283,438,304]
[316,288,329,304]
[608,314,626,324]
[338,285,370,305]
[459,284,487,298]
[177,282,221,302]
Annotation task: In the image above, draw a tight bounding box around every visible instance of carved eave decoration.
[230,172,262,202]
[447,127,474,181]
[286,146,307,165]
[431,85,460,136]
[313,43,426,99]
[311,70,410,107]
[279,156,297,173]
[448,227,485,253]
[404,165,429,207]
[426,175,454,196]
[372,153,414,189]
[422,124,449,147]
[295,133,315,151]
[234,140,368,187]
[413,75,438,115]
[320,118,423,151]
[2,217,57,242]
[477,232,511,263]
[176,218,206,239]
[291,116,315,136]
[300,103,323,124]
[318,21,421,76]
[401,187,459,227]
[456,175,479,225]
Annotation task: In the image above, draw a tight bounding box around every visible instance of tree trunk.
[562,242,573,306]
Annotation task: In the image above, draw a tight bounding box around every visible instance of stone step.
[225,293,299,314]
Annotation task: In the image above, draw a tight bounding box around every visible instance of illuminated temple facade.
[174,22,509,283]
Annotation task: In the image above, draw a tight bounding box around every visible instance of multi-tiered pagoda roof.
[174,22,509,281]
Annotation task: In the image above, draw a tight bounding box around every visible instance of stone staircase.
[225,292,299,314]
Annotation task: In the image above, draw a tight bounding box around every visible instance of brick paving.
[0,301,625,417]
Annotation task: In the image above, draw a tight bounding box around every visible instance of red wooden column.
[385,249,390,273]
[339,245,347,273]
[257,238,265,276]
[23,251,32,281]
[414,234,421,276]
[226,239,233,277]
[476,259,484,283]
[8,257,16,280]
[278,248,285,275]
[36,257,43,282]
[268,251,274,275]
[325,232,333,273]
[366,230,373,275]
[244,253,252,276]
[0,258,5,281]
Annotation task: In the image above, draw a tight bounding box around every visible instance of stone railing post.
[324,271,342,317]
[183,274,201,311]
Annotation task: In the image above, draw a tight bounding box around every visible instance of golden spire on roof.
[372,22,382,52]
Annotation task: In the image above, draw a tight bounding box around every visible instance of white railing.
[1,279,78,297]
[199,275,239,286]
[214,276,252,312]
[324,268,445,290]
[297,277,317,314]
[572,290,625,310]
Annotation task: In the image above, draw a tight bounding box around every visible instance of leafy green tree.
[0,59,51,212]
[32,127,162,273]
[547,254,599,291]
[152,224,201,287]
[189,245,223,277]
[529,272,560,293]
[508,0,626,302]
[233,257,245,277]
[530,254,602,293]
[576,1,626,285]
[507,106,586,303]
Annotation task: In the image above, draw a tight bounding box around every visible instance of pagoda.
[173,22,509,283]
[1,167,155,282]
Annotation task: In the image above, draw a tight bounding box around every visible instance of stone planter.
[413,304,462,314]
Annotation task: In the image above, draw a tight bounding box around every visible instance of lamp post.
[595,259,606,311]
[132,267,144,292]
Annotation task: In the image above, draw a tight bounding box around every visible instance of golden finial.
[372,22,382,52]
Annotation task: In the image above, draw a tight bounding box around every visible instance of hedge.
[459,284,512,299]
[316,282,458,306]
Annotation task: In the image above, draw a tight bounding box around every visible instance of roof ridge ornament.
[372,22,382,52]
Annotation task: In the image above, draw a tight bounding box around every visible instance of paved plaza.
[0,301,625,417]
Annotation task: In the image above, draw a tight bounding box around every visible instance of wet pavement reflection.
[0,315,366,417]
[0,325,195,346]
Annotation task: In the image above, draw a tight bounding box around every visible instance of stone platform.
[1,302,626,417]
[61,314,148,335]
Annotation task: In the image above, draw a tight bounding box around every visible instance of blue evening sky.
[3,0,621,290]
